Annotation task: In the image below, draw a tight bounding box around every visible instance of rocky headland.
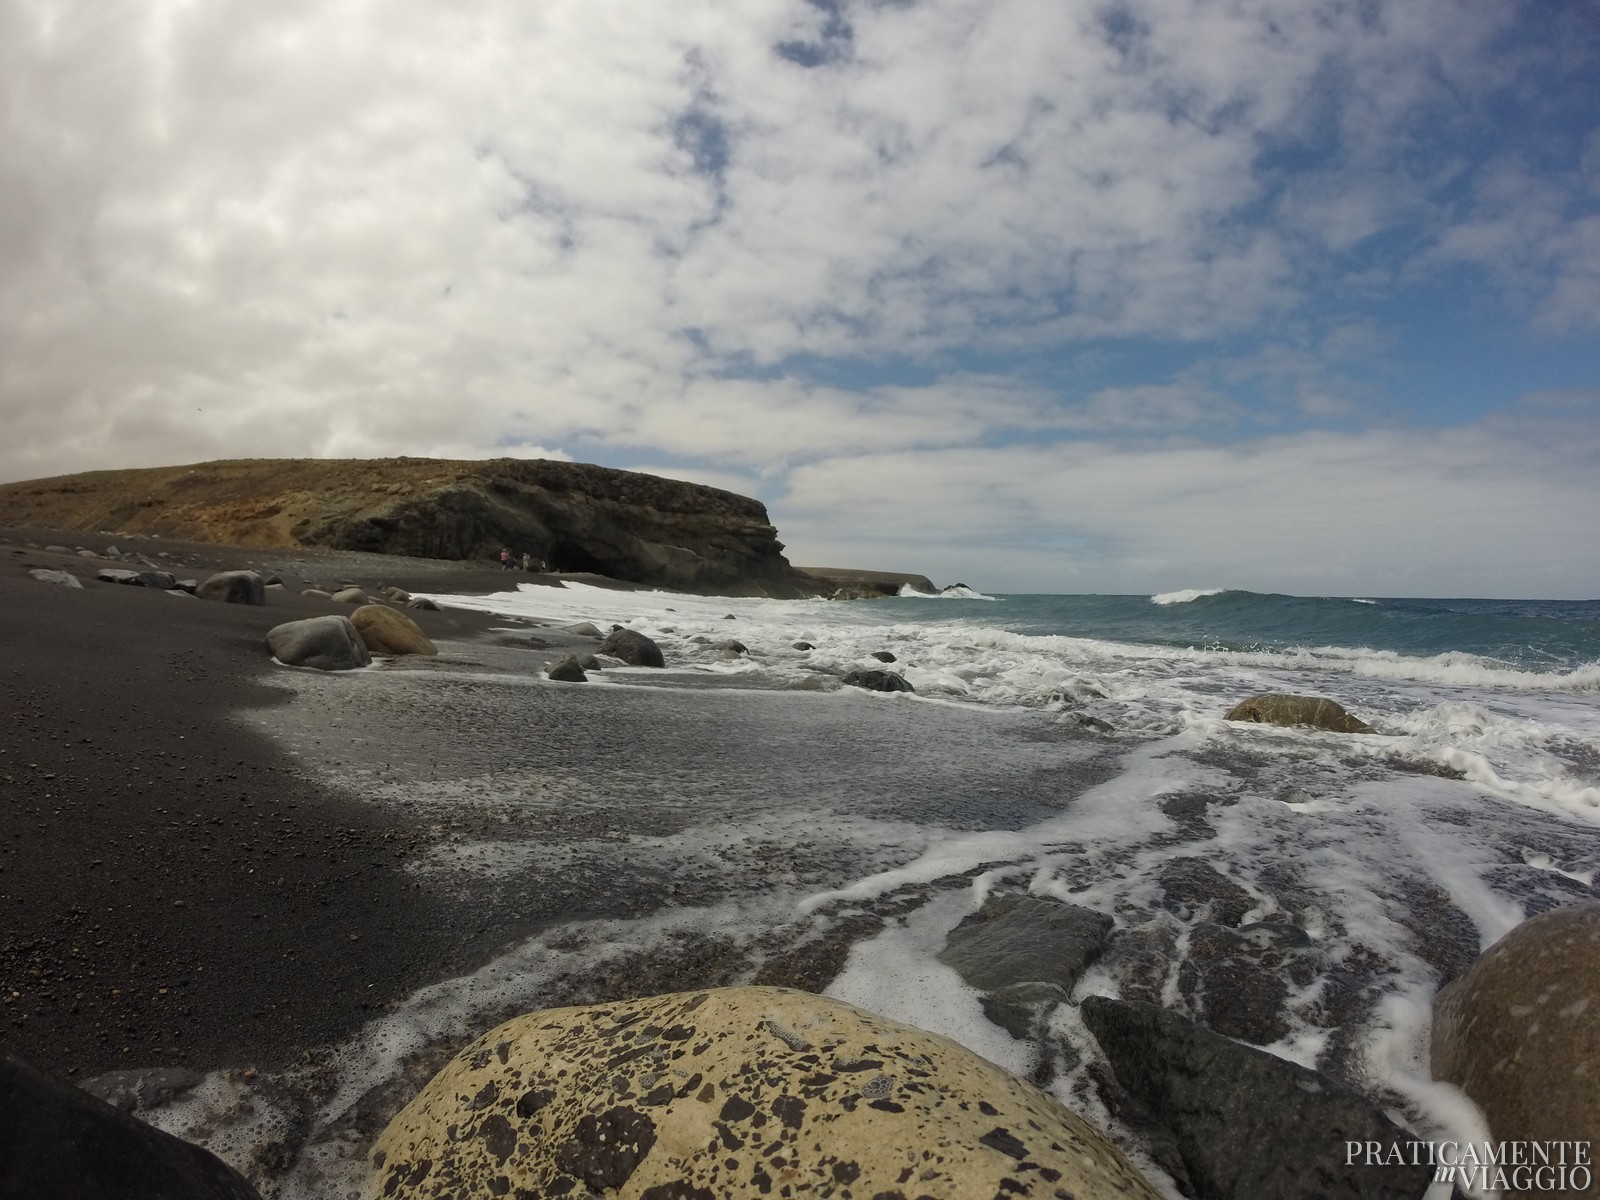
[0,457,839,598]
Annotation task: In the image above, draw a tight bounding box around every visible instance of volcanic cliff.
[0,457,823,597]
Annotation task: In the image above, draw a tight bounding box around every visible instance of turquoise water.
[862,590,1600,673]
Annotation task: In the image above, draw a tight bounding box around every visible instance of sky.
[3,0,1598,597]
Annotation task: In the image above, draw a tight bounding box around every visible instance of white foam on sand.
[824,887,1036,1080]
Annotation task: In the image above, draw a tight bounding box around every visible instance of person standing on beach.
[500,548,512,570]
[521,552,532,571]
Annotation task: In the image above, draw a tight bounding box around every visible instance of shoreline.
[1,528,1115,1180]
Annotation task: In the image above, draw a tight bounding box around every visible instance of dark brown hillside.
[0,457,821,596]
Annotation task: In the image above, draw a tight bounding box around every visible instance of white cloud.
[773,397,1600,596]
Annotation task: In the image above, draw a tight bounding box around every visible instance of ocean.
[149,582,1600,1199]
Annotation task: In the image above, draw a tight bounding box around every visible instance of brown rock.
[349,605,436,656]
[1431,902,1600,1184]
[1224,694,1373,733]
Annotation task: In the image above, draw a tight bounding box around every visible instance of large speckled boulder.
[367,986,1161,1200]
[195,570,265,605]
[266,616,372,671]
[350,605,437,656]
[1431,903,1600,1157]
[1223,694,1372,733]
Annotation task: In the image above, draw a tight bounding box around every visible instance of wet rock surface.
[1431,901,1600,1154]
[841,667,913,692]
[1224,693,1374,734]
[940,893,1113,994]
[1082,997,1431,1200]
[599,627,666,667]
[1,1051,263,1200]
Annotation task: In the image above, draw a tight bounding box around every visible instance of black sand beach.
[0,530,583,1079]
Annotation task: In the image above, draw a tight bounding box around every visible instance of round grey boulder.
[197,570,266,605]
[331,586,369,604]
[266,616,371,671]
[599,628,665,667]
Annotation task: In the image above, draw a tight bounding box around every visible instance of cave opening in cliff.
[547,540,615,577]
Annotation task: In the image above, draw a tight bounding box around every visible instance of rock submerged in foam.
[367,986,1161,1200]
[1224,693,1373,734]
[599,627,665,667]
[841,667,914,693]
[1431,901,1600,1162]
